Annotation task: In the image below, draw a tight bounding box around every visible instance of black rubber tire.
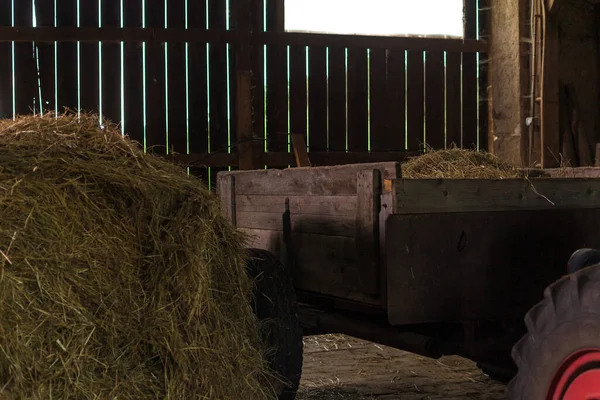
[507,264,600,399]
[246,248,303,400]
[476,361,516,384]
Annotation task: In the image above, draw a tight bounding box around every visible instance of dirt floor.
[298,335,507,400]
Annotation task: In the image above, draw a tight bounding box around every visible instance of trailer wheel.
[507,265,600,400]
[246,248,303,400]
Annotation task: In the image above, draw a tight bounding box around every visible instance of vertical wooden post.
[356,169,381,295]
[234,0,256,170]
[217,173,236,226]
[540,13,560,168]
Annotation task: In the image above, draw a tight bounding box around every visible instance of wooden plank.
[101,1,121,126]
[232,0,255,170]
[249,0,265,169]
[208,0,230,185]
[386,209,600,324]
[235,194,358,216]
[217,174,236,225]
[355,169,381,295]
[236,212,355,237]
[239,228,379,305]
[166,0,187,155]
[540,15,560,168]
[79,0,100,114]
[265,31,288,153]
[289,45,308,161]
[123,0,143,144]
[56,0,78,112]
[393,178,600,214]
[478,1,491,152]
[0,0,13,118]
[308,46,328,152]
[230,162,400,196]
[369,48,388,152]
[258,32,488,53]
[406,51,424,152]
[347,47,368,152]
[168,150,415,168]
[187,0,209,181]
[328,47,347,151]
[34,1,55,114]
[462,0,478,149]
[13,1,36,115]
[144,0,166,150]
[425,51,445,150]
[290,133,311,167]
[445,52,462,148]
[0,27,236,43]
[386,50,406,151]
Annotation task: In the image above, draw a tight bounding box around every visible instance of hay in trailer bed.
[0,113,276,399]
[401,148,528,179]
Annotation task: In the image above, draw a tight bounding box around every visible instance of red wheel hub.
[548,348,600,400]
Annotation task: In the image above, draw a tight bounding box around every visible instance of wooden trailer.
[217,162,600,394]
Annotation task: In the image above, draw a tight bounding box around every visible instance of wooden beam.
[259,32,487,53]
[540,13,560,168]
[393,178,600,214]
[0,27,236,43]
[167,151,415,168]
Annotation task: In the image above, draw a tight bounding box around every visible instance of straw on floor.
[0,113,276,399]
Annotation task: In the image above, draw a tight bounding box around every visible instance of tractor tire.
[507,264,600,399]
[246,248,303,400]
[476,360,516,384]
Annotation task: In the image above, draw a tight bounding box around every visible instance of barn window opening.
[285,0,465,38]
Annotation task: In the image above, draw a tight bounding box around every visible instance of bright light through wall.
[285,0,464,38]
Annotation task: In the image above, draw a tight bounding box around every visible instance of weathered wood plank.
[356,169,381,295]
[236,194,358,216]
[445,52,462,148]
[79,0,100,114]
[328,47,347,151]
[0,0,12,118]
[347,47,369,152]
[308,46,328,152]
[236,212,355,237]
[393,178,600,214]
[425,51,445,150]
[386,209,600,324]
[406,51,424,152]
[290,133,311,167]
[228,162,401,196]
[384,49,406,151]
[217,174,236,225]
[239,228,380,305]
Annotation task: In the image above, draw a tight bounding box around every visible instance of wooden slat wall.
[1,1,488,175]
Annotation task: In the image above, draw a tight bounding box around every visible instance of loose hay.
[0,113,276,399]
[401,148,526,179]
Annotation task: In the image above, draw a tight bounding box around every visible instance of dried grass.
[401,148,527,179]
[0,113,276,399]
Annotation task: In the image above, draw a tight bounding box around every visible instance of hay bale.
[401,148,526,179]
[0,113,275,399]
